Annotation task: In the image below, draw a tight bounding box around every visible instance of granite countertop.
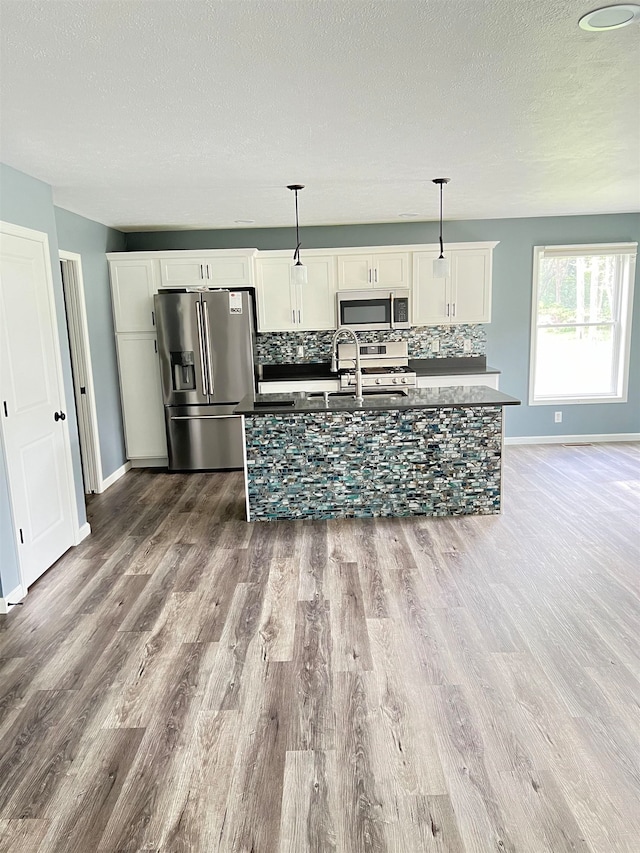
[236,385,520,415]
[258,356,500,381]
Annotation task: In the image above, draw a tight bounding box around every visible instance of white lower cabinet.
[256,254,336,331]
[416,373,499,390]
[115,334,167,462]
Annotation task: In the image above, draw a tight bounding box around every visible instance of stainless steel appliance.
[336,288,411,331]
[337,340,416,391]
[154,289,256,471]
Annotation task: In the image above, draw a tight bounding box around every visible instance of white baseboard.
[505,433,640,446]
[0,583,26,615]
[97,461,132,492]
[75,522,91,545]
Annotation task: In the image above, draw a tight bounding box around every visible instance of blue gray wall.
[127,213,640,439]
[55,207,127,478]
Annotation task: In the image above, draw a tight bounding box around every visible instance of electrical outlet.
[431,338,440,353]
[463,339,472,353]
[554,411,562,423]
[297,345,304,358]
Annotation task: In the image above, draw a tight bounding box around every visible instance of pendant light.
[432,178,451,278]
[287,184,308,285]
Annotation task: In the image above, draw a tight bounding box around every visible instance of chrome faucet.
[330,326,363,403]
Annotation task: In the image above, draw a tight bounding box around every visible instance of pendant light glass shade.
[291,262,308,286]
[432,178,451,278]
[432,256,449,278]
[287,184,307,285]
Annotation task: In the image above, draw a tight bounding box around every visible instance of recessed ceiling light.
[234,219,255,224]
[399,213,419,218]
[578,4,640,30]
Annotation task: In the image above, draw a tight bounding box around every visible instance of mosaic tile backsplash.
[244,406,502,521]
[255,324,486,364]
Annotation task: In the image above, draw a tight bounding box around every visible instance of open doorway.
[59,252,102,494]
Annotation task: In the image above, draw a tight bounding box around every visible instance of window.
[529,243,637,405]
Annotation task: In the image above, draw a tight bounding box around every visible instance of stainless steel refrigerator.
[154,289,256,471]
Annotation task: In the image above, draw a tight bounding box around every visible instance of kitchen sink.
[306,388,409,399]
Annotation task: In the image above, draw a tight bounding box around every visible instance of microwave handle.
[389,291,395,329]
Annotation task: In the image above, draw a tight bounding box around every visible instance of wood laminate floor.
[0,443,639,852]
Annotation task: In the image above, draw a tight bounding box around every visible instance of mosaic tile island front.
[238,388,519,522]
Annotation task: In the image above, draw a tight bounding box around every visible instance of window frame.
[529,242,637,406]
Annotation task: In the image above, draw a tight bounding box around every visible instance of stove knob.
[375,377,382,385]
[401,377,408,384]
[392,377,399,385]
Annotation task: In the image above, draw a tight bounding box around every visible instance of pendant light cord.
[294,189,301,263]
[438,181,444,259]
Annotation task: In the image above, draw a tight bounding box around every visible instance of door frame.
[0,220,84,603]
[59,250,103,493]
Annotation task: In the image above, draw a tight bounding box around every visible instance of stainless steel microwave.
[336,289,411,331]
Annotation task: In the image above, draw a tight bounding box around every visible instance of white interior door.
[60,254,102,494]
[0,223,77,589]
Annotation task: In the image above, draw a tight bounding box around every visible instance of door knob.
[54,411,66,421]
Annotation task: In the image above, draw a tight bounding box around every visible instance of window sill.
[528,394,628,406]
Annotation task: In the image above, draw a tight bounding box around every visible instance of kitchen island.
[235,386,520,522]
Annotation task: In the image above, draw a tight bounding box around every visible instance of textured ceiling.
[1,0,639,231]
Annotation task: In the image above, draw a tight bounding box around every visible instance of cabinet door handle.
[206,264,211,279]
[446,303,450,317]
[151,310,155,326]
[298,309,301,324]
[368,267,372,284]
[452,302,456,317]
[292,309,296,324]
[374,268,378,283]
[200,264,204,279]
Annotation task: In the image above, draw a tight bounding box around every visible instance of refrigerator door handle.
[202,300,215,396]
[169,415,238,421]
[195,301,208,393]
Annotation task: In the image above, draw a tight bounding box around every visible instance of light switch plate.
[431,339,440,353]
[463,339,472,353]
[297,345,304,358]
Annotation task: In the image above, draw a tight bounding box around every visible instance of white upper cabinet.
[451,248,492,323]
[413,243,496,325]
[337,251,410,290]
[300,255,337,329]
[158,252,253,288]
[257,257,297,331]
[256,254,336,332]
[109,259,159,333]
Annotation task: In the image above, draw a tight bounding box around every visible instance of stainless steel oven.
[337,341,416,391]
[336,289,411,331]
